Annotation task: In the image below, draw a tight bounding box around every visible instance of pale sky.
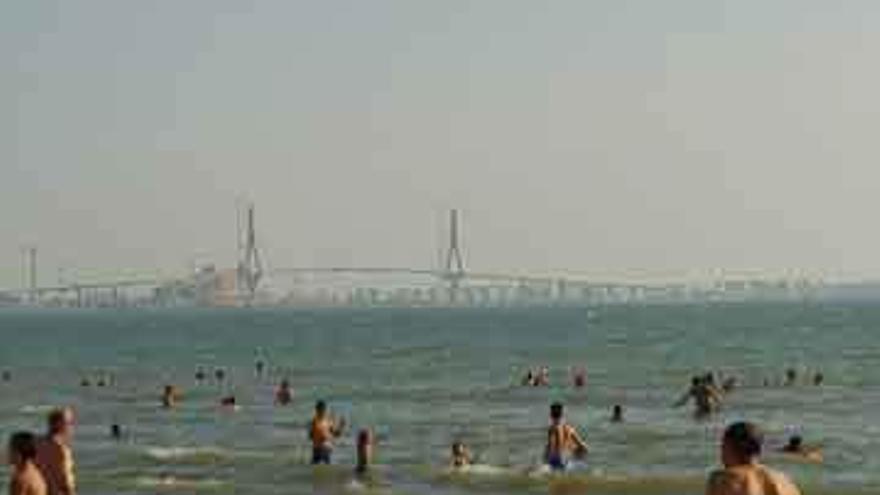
[4,1,880,287]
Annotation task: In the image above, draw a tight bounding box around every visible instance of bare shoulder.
[706,469,747,495]
[758,465,802,495]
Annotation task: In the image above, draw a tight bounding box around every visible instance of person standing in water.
[8,431,47,495]
[675,376,722,418]
[707,422,801,495]
[35,408,76,495]
[309,400,345,465]
[355,429,373,476]
[544,402,588,471]
[274,379,293,406]
[610,404,624,423]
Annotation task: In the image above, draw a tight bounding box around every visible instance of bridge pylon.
[443,209,466,301]
[236,203,263,305]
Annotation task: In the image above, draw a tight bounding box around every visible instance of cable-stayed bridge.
[0,207,824,308]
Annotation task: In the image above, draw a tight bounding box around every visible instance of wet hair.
[691,376,701,387]
[357,429,372,445]
[723,422,763,458]
[613,404,623,414]
[787,435,803,449]
[315,400,327,412]
[110,424,121,438]
[8,431,37,462]
[47,408,71,434]
[550,402,564,419]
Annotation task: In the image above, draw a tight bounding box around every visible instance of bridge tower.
[21,245,38,305]
[443,209,466,298]
[237,203,264,306]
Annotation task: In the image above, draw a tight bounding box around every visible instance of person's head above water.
[110,424,121,439]
[315,400,327,416]
[550,402,564,422]
[47,407,74,438]
[721,421,763,467]
[785,435,803,451]
[8,431,37,466]
[612,404,624,421]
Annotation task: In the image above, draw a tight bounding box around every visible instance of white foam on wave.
[134,475,226,488]
[142,446,229,461]
[20,405,55,414]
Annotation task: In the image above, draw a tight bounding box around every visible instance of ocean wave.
[134,475,227,489]
[141,446,230,462]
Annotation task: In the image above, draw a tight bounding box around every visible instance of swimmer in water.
[779,435,823,463]
[544,402,588,471]
[533,366,550,387]
[309,400,345,465]
[572,367,586,388]
[214,368,226,383]
[784,368,797,386]
[450,441,473,468]
[220,396,236,408]
[610,404,624,423]
[812,372,824,386]
[110,424,121,440]
[674,376,722,418]
[8,431,47,495]
[255,359,265,378]
[274,379,293,406]
[355,429,373,476]
[194,367,206,383]
[522,369,534,387]
[707,421,802,495]
[161,385,178,409]
[79,377,90,388]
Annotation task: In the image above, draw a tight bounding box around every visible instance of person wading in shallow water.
[544,402,588,471]
[707,422,802,495]
[309,400,345,465]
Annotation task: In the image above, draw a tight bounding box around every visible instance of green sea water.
[0,303,877,494]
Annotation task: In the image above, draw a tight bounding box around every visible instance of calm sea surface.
[0,303,877,494]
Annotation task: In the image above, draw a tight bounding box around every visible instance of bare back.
[10,464,47,495]
[34,437,75,495]
[707,464,801,495]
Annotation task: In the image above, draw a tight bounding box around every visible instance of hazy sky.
[4,1,880,286]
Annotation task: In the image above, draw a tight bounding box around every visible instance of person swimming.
[544,402,588,471]
[195,367,206,383]
[110,424,121,440]
[161,385,179,409]
[275,379,293,406]
[780,435,823,463]
[610,404,624,423]
[220,396,236,408]
[533,367,550,387]
[309,400,345,465]
[214,368,226,383]
[572,367,586,388]
[355,429,373,476]
[812,372,824,386]
[522,369,534,387]
[450,441,473,468]
[784,368,797,386]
